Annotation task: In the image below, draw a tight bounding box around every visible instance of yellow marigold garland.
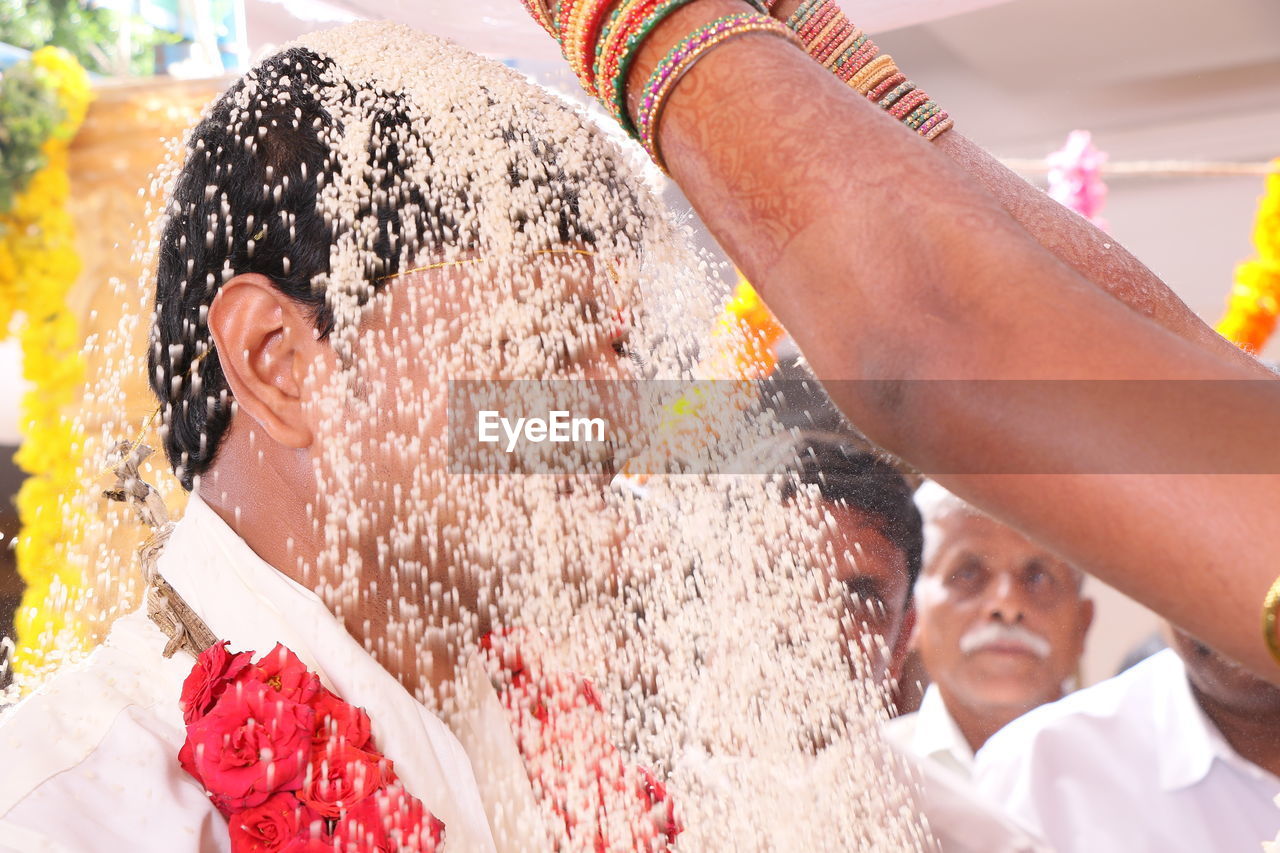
[1216,160,1280,353]
[1,47,93,679]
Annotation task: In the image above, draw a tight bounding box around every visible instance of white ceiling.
[920,0,1280,89]
[242,0,1023,63]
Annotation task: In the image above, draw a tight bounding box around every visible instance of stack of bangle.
[785,0,954,141]
[561,0,620,92]
[633,12,796,169]
[595,0,704,137]
[534,0,799,171]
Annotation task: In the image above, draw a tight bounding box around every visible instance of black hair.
[780,438,924,589]
[150,47,637,490]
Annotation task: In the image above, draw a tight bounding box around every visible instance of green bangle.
[609,0,703,138]
[905,102,941,130]
[786,0,826,31]
[592,5,624,86]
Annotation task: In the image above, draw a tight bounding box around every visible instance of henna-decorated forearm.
[590,0,1280,679]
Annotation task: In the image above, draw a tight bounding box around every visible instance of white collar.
[1147,650,1280,793]
[913,684,975,774]
[158,494,498,852]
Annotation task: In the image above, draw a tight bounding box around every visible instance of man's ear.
[207,274,320,449]
[890,603,917,682]
[1076,596,1096,649]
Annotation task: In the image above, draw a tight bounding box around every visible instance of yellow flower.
[1217,164,1280,352]
[2,47,96,681]
[31,46,92,142]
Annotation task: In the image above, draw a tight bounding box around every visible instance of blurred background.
[1,0,1278,687]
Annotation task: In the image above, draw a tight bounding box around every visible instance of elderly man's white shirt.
[975,649,1280,852]
[885,685,975,779]
[0,495,501,853]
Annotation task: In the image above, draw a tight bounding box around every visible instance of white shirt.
[0,495,501,853]
[975,649,1280,852]
[671,701,1048,853]
[885,685,976,779]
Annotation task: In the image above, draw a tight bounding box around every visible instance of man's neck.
[1191,684,1280,777]
[938,686,1057,755]
[197,478,462,700]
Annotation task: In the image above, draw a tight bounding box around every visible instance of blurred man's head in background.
[781,436,923,682]
[912,481,1093,749]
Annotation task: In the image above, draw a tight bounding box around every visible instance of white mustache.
[959,622,1051,659]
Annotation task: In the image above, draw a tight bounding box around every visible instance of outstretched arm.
[765,0,1265,374]
[585,0,1280,675]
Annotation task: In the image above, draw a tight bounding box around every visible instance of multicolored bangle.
[784,0,954,142]
[521,0,558,38]
[562,0,617,92]
[599,0,704,139]
[920,110,953,140]
[636,13,798,171]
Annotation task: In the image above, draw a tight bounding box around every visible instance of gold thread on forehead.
[375,248,600,282]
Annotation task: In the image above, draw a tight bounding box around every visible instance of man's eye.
[611,334,645,366]
[843,580,887,620]
[948,557,985,589]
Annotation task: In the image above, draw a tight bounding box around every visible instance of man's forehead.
[364,251,634,319]
[927,512,1072,572]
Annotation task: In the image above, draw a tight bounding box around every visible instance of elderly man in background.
[887,481,1094,777]
[976,626,1280,851]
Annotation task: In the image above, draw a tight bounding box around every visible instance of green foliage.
[0,61,63,214]
[0,0,179,78]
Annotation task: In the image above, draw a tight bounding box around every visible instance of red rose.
[310,688,371,751]
[278,832,335,853]
[228,792,313,853]
[300,743,388,819]
[332,784,444,853]
[248,643,322,705]
[181,641,255,725]
[184,679,315,812]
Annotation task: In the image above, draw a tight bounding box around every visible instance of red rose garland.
[481,631,682,851]
[178,642,444,853]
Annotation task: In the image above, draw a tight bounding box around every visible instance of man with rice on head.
[0,25,694,851]
[0,17,932,852]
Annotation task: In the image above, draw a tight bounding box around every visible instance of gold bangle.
[848,53,896,95]
[1263,573,1280,666]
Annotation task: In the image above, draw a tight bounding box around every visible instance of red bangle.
[812,20,856,64]
[563,0,616,91]
[797,3,838,43]
[889,88,930,119]
[868,70,906,101]
[835,37,879,82]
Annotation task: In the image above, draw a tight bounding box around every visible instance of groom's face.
[302,252,640,554]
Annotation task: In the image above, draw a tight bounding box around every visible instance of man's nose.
[986,573,1025,624]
